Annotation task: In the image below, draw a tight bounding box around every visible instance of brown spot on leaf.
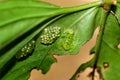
[76,73,80,78]
[103,62,109,68]
[75,67,93,80]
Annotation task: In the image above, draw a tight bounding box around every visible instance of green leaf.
[95,4,120,80]
[0,0,103,80]
[0,0,60,26]
[71,2,120,80]
[0,15,62,79]
[0,0,64,76]
[48,7,101,55]
[0,0,61,48]
[1,40,56,80]
[0,17,48,48]
[0,0,101,49]
[0,7,102,80]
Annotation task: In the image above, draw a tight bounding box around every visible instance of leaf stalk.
[92,5,110,80]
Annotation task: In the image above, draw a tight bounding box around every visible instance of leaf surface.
[48,7,100,55]
[0,0,103,80]
[0,0,63,48]
[1,7,101,80]
[71,2,120,80]
[95,3,120,80]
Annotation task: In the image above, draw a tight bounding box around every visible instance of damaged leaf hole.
[89,67,104,80]
[76,74,80,78]
[117,44,120,49]
[75,67,93,80]
[74,67,104,80]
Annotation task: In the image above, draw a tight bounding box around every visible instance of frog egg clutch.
[40,26,61,45]
[16,40,35,59]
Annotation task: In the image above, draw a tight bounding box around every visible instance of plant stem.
[92,7,109,80]
[49,1,102,17]
[70,0,112,79]
[92,0,114,79]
